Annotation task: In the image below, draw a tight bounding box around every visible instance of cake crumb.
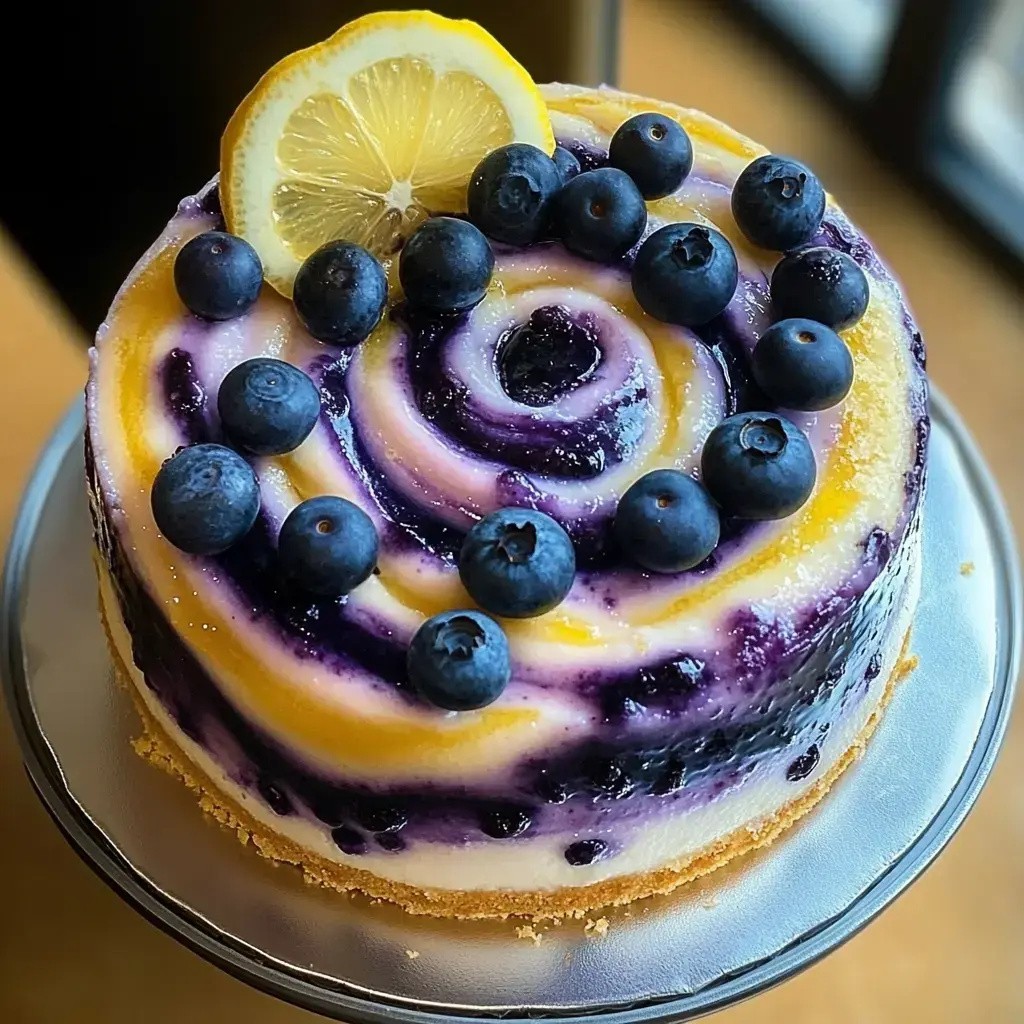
[515,925,543,945]
[405,950,420,960]
[960,561,975,576]
[896,654,919,682]
[584,917,610,937]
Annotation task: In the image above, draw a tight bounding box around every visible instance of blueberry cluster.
[614,151,869,575]
[159,128,870,723]
[155,239,383,595]
[407,508,576,712]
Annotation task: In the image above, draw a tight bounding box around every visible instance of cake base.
[100,577,916,920]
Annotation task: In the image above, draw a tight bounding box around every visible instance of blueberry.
[174,231,263,321]
[354,799,408,834]
[293,241,387,346]
[552,145,581,184]
[771,246,870,330]
[468,143,562,246]
[632,223,738,327]
[731,155,825,251]
[480,804,532,839]
[701,412,816,520]
[553,167,647,262]
[609,113,693,200]
[786,744,820,782]
[751,318,854,411]
[277,496,378,597]
[376,833,406,852]
[407,610,510,711]
[257,777,293,816]
[217,358,320,456]
[331,826,366,855]
[399,217,494,312]
[564,839,609,866]
[614,469,720,573]
[459,508,575,618]
[151,444,260,555]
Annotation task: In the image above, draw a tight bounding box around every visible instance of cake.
[85,11,928,920]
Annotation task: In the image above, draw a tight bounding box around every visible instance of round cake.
[86,13,928,919]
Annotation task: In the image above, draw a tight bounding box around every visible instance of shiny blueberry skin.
[731,155,825,251]
[293,241,387,346]
[564,839,610,866]
[609,112,693,200]
[173,231,263,321]
[751,318,854,411]
[701,412,816,520]
[459,508,576,618]
[468,143,562,246]
[151,444,260,555]
[277,496,378,597]
[399,217,494,312]
[553,167,647,262]
[614,469,720,573]
[480,805,532,839]
[770,246,870,330]
[632,223,739,326]
[552,145,581,184]
[407,610,511,711]
[217,358,321,456]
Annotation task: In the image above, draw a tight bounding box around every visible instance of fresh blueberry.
[609,112,693,200]
[407,610,511,711]
[614,469,720,573]
[731,155,825,251]
[399,217,494,312]
[468,143,562,246]
[293,241,387,346]
[217,358,320,456]
[564,839,609,866]
[552,145,581,184]
[701,412,816,520]
[174,231,263,321]
[480,804,532,839]
[553,167,647,262]
[151,444,260,555]
[459,508,576,618]
[751,318,854,411]
[632,223,738,326]
[376,833,406,852]
[277,495,378,597]
[770,246,870,330]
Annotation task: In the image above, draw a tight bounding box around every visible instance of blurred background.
[0,1,1021,1021]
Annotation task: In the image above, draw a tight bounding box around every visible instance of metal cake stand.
[1,391,1019,1023]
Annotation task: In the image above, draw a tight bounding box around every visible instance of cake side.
[85,79,928,916]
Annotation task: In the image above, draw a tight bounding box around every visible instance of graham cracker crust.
[100,594,914,921]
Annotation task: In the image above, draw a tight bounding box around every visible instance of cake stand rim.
[1,390,1019,1024]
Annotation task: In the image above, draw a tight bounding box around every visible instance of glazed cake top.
[87,78,927,788]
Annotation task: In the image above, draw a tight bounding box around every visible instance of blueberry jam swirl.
[86,87,927,880]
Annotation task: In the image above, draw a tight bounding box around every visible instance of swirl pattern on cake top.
[87,84,927,917]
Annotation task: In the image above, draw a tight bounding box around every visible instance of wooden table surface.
[0,3,1020,1021]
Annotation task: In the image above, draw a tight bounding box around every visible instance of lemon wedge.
[221,10,555,296]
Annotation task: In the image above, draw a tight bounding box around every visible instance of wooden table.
[0,3,1020,1020]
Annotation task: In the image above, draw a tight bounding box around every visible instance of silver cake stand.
[1,391,1019,1023]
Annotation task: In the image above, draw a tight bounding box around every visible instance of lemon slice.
[221,10,555,295]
